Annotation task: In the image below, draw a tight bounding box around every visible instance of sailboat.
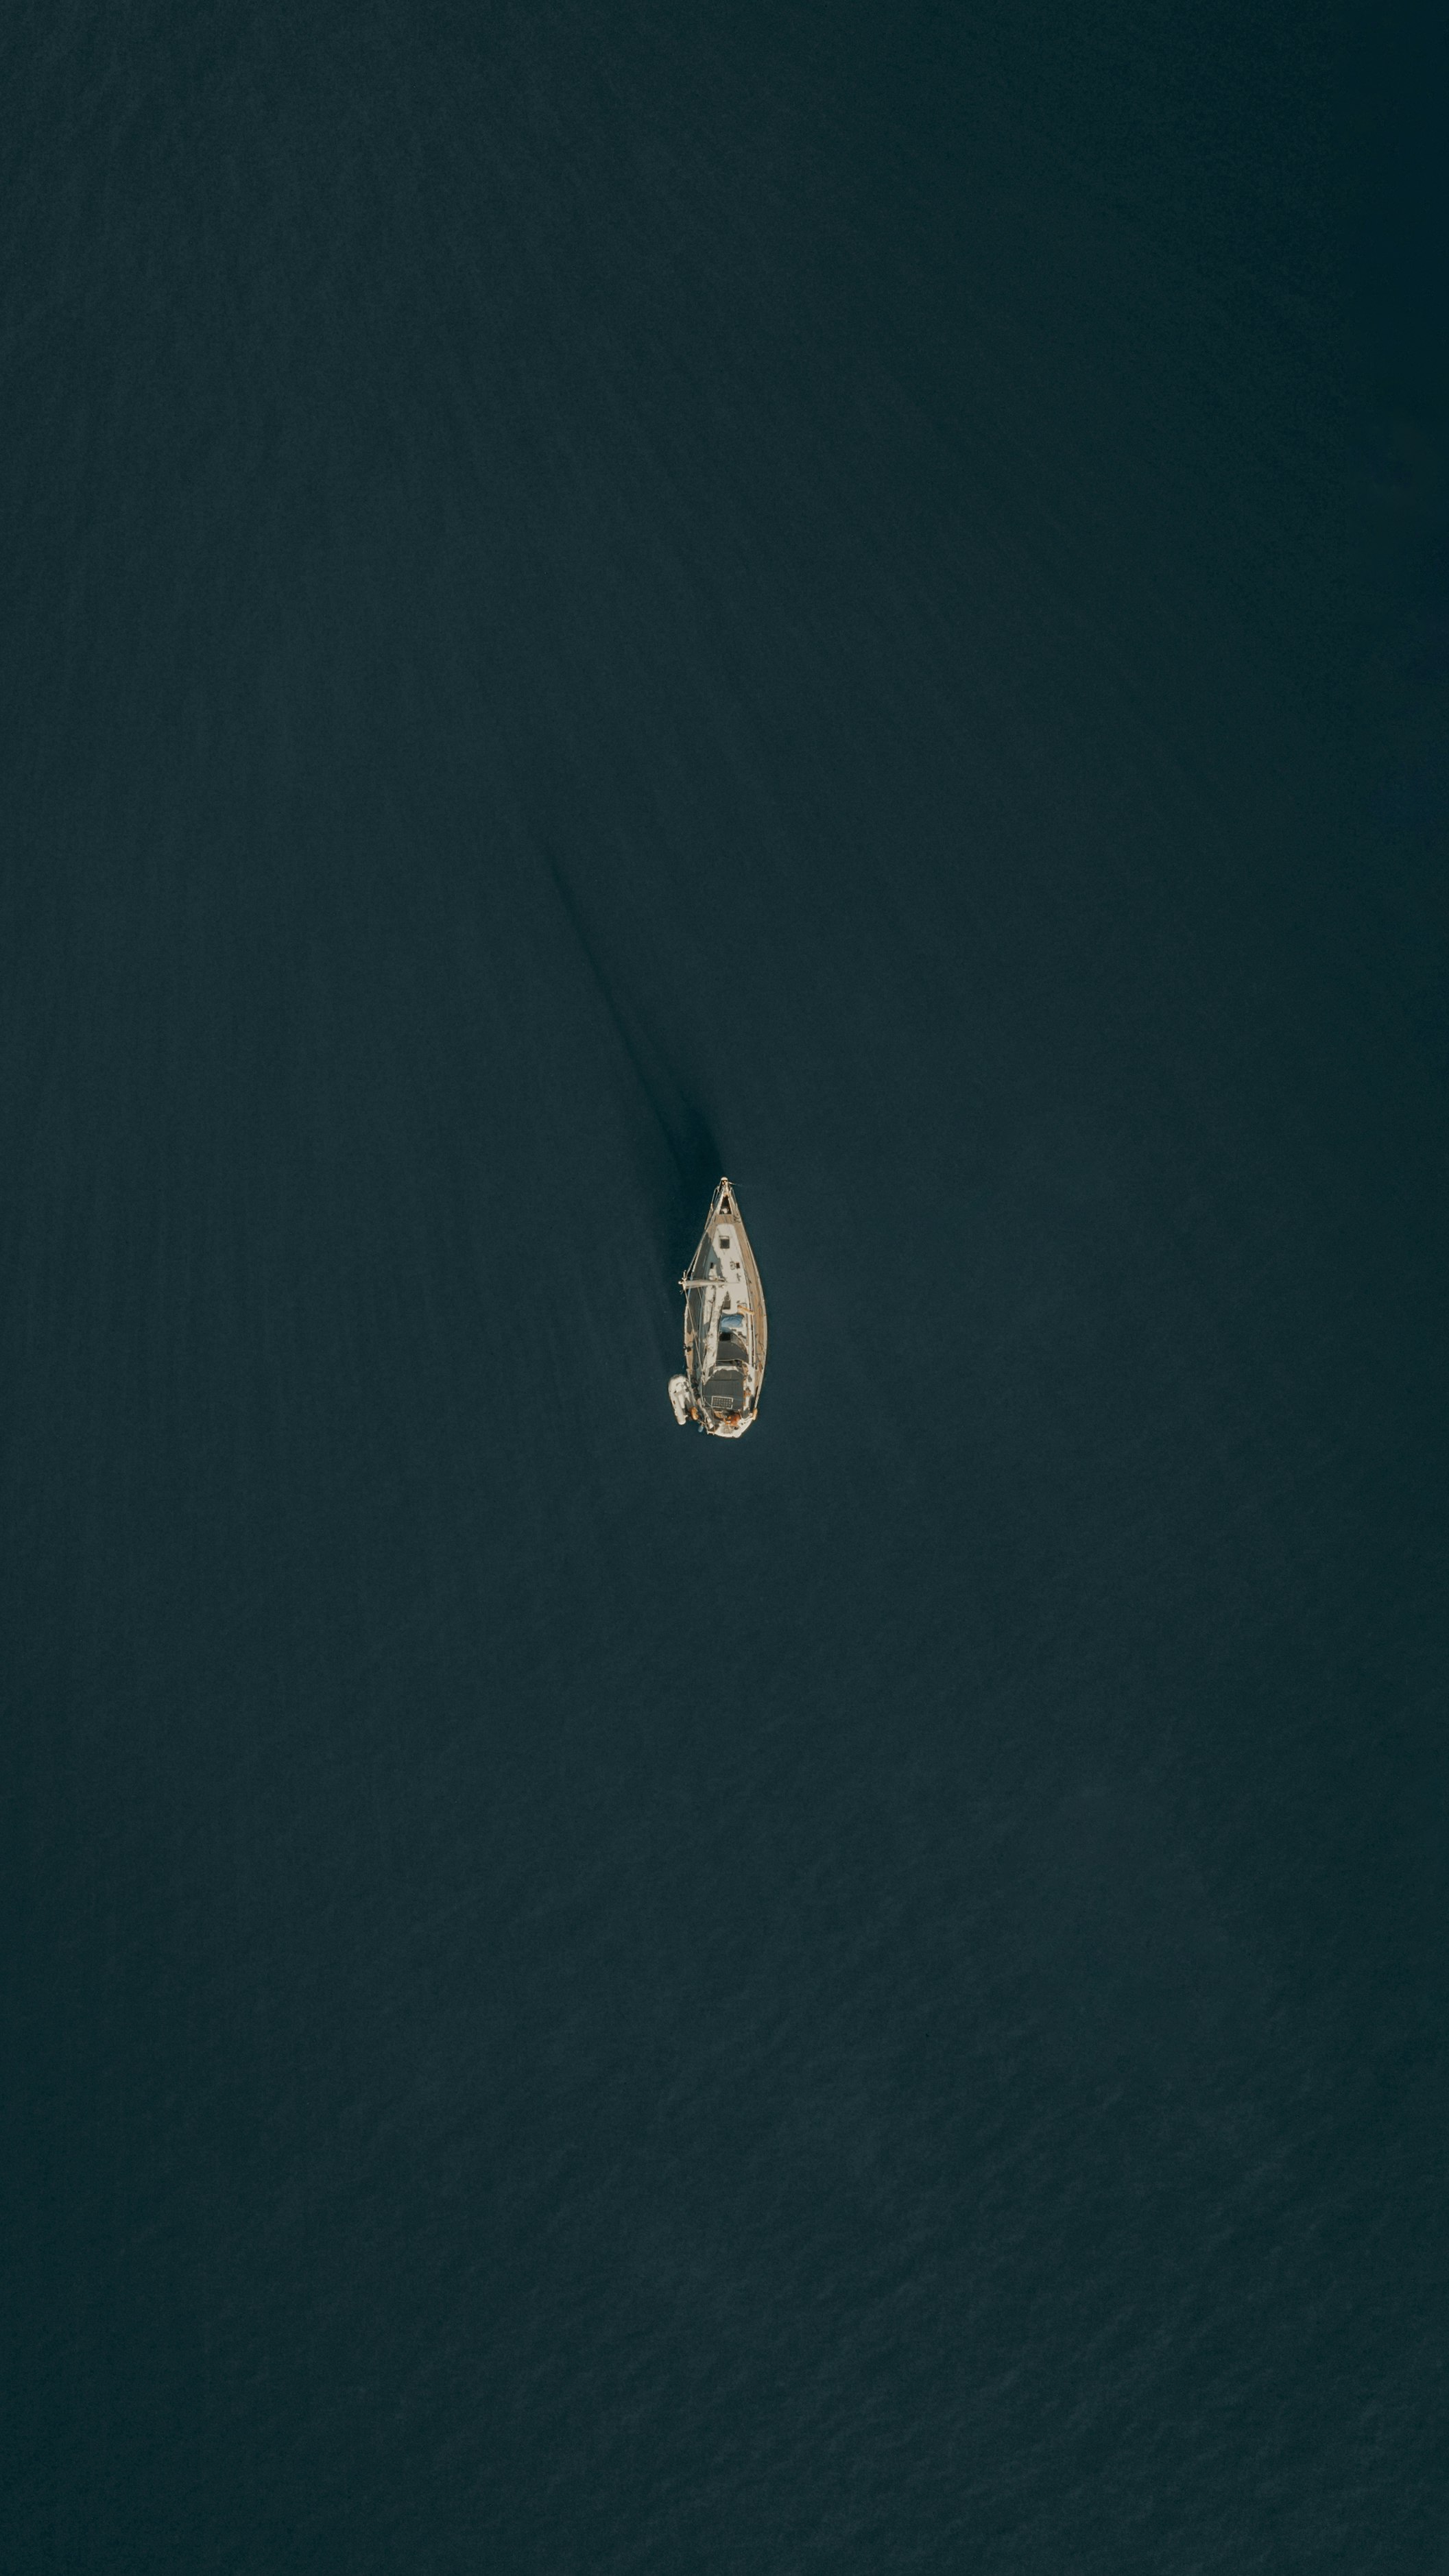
[668,1178,767,1438]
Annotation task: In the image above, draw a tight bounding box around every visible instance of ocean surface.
[3,3,1444,2568]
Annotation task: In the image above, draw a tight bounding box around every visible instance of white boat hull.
[670,1178,767,1437]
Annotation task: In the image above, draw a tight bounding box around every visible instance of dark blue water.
[4,4,1444,2568]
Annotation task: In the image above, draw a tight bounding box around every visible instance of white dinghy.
[668,1178,767,1438]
